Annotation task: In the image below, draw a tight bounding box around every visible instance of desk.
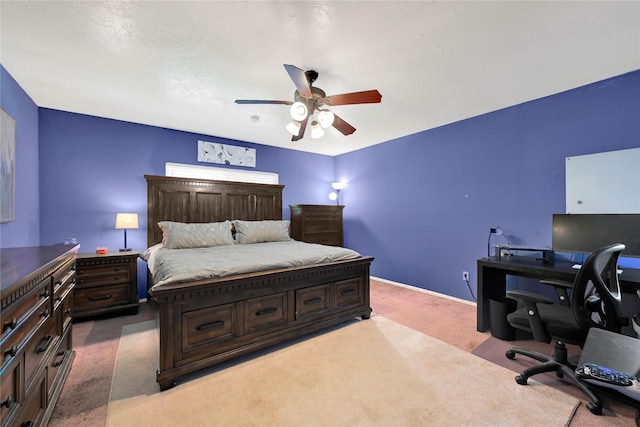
[476,256,640,332]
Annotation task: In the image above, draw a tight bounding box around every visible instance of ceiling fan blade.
[325,90,382,106]
[291,116,309,142]
[284,64,312,98]
[331,113,356,136]
[235,100,293,105]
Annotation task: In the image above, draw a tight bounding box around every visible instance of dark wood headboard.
[145,175,284,247]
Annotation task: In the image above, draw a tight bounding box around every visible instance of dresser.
[289,204,344,247]
[74,251,139,319]
[1,244,78,427]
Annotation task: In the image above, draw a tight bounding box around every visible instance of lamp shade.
[331,182,346,191]
[115,213,139,229]
[310,121,324,139]
[286,120,301,135]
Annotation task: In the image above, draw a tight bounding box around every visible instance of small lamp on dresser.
[115,212,138,252]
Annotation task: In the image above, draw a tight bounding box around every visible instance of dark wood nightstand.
[73,251,140,319]
[289,204,344,246]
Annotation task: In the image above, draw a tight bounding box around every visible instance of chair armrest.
[507,290,554,305]
[506,290,554,342]
[540,279,573,307]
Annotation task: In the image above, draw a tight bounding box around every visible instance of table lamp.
[115,213,138,252]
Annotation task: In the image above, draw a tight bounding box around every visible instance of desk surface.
[476,255,640,332]
[478,255,640,292]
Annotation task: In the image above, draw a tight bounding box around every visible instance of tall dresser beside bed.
[1,245,77,427]
[144,175,374,390]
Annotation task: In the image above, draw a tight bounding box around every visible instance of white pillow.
[233,220,291,244]
[158,221,235,249]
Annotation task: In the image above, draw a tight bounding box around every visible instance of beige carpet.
[107,316,580,427]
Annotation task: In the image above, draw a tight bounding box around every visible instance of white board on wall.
[565,147,640,213]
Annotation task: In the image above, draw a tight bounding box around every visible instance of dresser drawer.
[15,374,46,427]
[296,284,330,320]
[304,233,342,246]
[1,278,50,342]
[0,359,19,424]
[0,296,50,374]
[47,327,73,402]
[73,284,130,312]
[245,293,288,334]
[24,317,57,392]
[304,222,341,234]
[302,210,342,221]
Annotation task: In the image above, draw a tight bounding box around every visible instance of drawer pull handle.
[37,335,54,354]
[113,267,121,271]
[304,297,322,305]
[55,280,62,286]
[40,308,50,318]
[89,294,112,301]
[25,421,34,427]
[3,318,18,332]
[196,321,224,331]
[52,350,67,367]
[113,275,120,280]
[40,288,50,298]
[4,345,17,358]
[65,308,72,315]
[256,307,278,316]
[340,289,356,296]
[1,396,13,409]
[56,296,63,302]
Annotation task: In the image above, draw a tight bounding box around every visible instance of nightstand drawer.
[76,265,130,288]
[73,284,130,312]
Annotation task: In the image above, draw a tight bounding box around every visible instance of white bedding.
[142,241,362,290]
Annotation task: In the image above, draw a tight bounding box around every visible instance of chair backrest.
[572,243,626,333]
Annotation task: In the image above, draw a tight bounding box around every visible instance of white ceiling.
[2,1,639,156]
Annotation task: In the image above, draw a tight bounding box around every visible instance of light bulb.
[317,110,335,128]
[290,102,308,121]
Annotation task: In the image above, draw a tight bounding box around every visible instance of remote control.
[576,363,637,387]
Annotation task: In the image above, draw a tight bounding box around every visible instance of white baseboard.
[371,276,477,307]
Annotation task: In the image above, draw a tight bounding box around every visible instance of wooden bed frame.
[144,175,373,390]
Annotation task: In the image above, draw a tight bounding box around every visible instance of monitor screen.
[552,214,640,258]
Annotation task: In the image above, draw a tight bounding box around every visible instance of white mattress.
[142,240,362,290]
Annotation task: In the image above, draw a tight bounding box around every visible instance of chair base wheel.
[586,401,602,415]
[515,375,528,385]
[505,350,515,359]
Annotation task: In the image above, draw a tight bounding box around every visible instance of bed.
[144,175,374,390]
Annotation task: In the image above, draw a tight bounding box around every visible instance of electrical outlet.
[462,271,470,281]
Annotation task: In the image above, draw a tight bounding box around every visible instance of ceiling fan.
[235,64,382,141]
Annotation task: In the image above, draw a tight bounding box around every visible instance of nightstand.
[289,204,344,246]
[73,251,140,318]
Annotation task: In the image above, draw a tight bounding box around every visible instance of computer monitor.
[552,214,640,258]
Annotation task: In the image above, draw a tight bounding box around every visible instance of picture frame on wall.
[197,140,256,168]
[0,108,16,223]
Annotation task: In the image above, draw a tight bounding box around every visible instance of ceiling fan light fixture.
[310,120,324,139]
[290,102,308,121]
[317,110,335,128]
[286,120,301,135]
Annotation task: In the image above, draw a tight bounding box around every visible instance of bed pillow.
[233,220,291,244]
[158,220,235,249]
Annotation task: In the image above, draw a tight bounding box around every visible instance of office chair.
[504,243,627,415]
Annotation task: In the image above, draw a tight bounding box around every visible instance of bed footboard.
[150,256,373,390]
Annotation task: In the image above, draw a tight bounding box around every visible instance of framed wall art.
[1,108,15,223]
[197,140,256,168]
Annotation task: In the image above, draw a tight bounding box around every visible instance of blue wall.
[37,109,334,296]
[0,66,41,247]
[2,63,639,301]
[337,70,640,301]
